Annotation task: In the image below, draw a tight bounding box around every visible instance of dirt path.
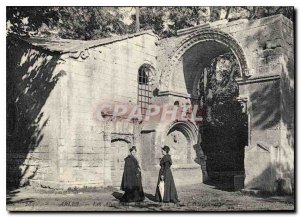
[7,183,294,211]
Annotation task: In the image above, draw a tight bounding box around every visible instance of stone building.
[7,14,294,193]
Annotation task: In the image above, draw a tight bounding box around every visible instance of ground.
[7,183,294,212]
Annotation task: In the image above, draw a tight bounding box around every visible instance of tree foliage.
[6,7,59,38]
[7,7,128,40]
[7,6,294,39]
[56,7,128,40]
[135,6,294,37]
[205,53,246,128]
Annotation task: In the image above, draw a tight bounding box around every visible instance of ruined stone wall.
[8,15,293,192]
[223,15,294,192]
[219,15,291,77]
[7,33,158,189]
[279,17,294,191]
[7,38,66,188]
[56,33,158,188]
[156,15,294,193]
[239,79,281,192]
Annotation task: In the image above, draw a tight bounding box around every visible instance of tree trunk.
[136,7,140,32]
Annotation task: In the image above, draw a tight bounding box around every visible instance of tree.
[6,7,128,40]
[131,6,293,38]
[56,7,127,40]
[6,6,59,38]
[204,53,242,127]
[129,7,166,36]
[7,6,294,40]
[201,53,249,176]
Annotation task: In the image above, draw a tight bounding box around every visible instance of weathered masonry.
[7,14,294,193]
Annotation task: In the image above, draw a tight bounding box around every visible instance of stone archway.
[166,121,197,165]
[110,138,131,187]
[159,28,250,188]
[164,121,204,185]
[159,28,251,91]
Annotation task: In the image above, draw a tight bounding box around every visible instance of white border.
[1,1,298,216]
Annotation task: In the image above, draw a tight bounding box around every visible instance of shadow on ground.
[6,188,34,205]
[204,180,235,192]
[112,192,123,201]
[112,191,158,203]
[145,193,157,202]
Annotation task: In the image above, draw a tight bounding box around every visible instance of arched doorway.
[161,29,249,189]
[165,121,204,185]
[110,139,131,186]
[166,121,197,165]
[159,29,251,91]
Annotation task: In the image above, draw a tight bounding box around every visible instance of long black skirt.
[121,188,145,202]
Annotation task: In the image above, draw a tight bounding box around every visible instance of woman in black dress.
[120,146,145,202]
[155,145,179,203]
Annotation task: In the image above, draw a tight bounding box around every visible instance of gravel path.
[7,183,294,211]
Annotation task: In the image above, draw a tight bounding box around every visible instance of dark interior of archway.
[182,41,231,95]
[182,41,248,191]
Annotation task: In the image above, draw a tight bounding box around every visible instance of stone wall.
[52,33,158,188]
[7,32,158,189]
[7,38,65,188]
[228,15,294,193]
[156,14,294,193]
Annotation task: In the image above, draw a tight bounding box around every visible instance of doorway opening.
[110,139,130,187]
[177,39,249,190]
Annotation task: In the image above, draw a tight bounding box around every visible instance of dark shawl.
[120,155,142,191]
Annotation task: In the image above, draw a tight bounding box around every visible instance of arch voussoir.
[160,29,251,91]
